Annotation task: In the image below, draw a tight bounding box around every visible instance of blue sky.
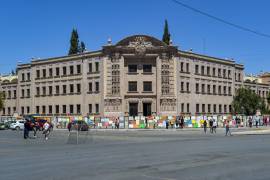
[0,0,270,75]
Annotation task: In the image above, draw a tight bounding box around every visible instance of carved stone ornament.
[128,36,153,55]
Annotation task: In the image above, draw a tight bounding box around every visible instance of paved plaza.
[1,128,270,180]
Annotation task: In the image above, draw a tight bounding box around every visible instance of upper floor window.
[128,81,137,92]
[95,62,99,72]
[70,66,74,75]
[77,64,81,74]
[186,63,189,73]
[143,65,152,73]
[207,66,210,76]
[49,68,53,77]
[228,70,231,78]
[27,73,30,81]
[70,84,74,93]
[56,67,60,76]
[223,69,226,78]
[180,62,184,72]
[95,82,99,92]
[63,66,67,75]
[63,85,67,94]
[22,73,25,81]
[128,65,137,73]
[201,66,205,75]
[196,83,199,93]
[195,65,199,74]
[36,70,40,78]
[42,69,46,78]
[77,84,81,93]
[89,63,92,73]
[143,81,152,92]
[212,68,216,77]
[218,68,221,77]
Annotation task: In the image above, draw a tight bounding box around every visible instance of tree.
[79,41,86,53]
[68,29,80,55]
[0,92,4,111]
[162,19,171,45]
[232,87,268,115]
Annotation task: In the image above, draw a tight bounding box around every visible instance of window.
[181,82,184,91]
[219,104,222,113]
[181,103,184,112]
[36,106,40,114]
[212,68,216,77]
[208,104,211,113]
[143,64,152,73]
[95,104,99,113]
[89,82,92,92]
[223,69,226,78]
[195,65,199,74]
[213,104,217,113]
[21,89,25,97]
[223,86,227,95]
[128,65,137,73]
[62,105,66,114]
[8,91,11,98]
[76,104,81,114]
[70,66,74,75]
[42,69,46,78]
[70,84,74,93]
[21,107,25,115]
[55,105,59,114]
[218,68,221,77]
[22,73,25,81]
[186,63,189,73]
[128,81,137,92]
[186,82,190,92]
[201,84,205,94]
[2,108,5,115]
[49,105,52,114]
[42,106,46,114]
[143,81,152,92]
[63,66,67,75]
[89,63,92,73]
[224,105,227,113]
[89,104,92,114]
[196,83,199,93]
[36,87,40,96]
[228,70,231,78]
[202,104,205,113]
[201,66,205,75]
[56,67,60,76]
[180,62,184,72]
[229,105,232,113]
[95,82,99,92]
[77,64,81,74]
[207,85,211,94]
[36,70,40,78]
[13,90,16,98]
[196,104,200,113]
[63,85,67,94]
[207,66,210,76]
[238,73,241,81]
[187,103,190,113]
[49,86,53,95]
[27,73,30,81]
[218,85,221,95]
[228,87,231,95]
[49,68,53,77]
[13,107,16,113]
[213,85,216,94]
[77,84,81,93]
[27,89,30,97]
[69,105,74,114]
[56,85,60,95]
[95,62,99,72]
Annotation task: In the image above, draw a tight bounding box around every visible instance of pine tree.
[68,29,80,55]
[162,19,171,45]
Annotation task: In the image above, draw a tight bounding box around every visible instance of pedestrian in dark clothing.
[209,119,213,133]
[203,120,207,134]
[67,122,72,132]
[24,120,30,139]
[248,117,252,128]
[256,120,259,128]
[166,120,169,129]
[180,116,184,129]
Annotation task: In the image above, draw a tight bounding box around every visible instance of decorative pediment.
[116,35,167,47]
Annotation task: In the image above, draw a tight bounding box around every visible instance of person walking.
[23,120,30,139]
[166,120,169,129]
[180,116,184,129]
[67,122,72,132]
[225,120,232,136]
[209,118,213,133]
[43,121,51,140]
[203,120,207,134]
[212,120,217,134]
[248,117,252,128]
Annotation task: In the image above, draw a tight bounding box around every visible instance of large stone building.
[0,35,269,117]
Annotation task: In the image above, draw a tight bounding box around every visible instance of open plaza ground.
[1,128,270,180]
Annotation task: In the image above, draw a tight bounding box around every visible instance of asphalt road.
[0,129,270,180]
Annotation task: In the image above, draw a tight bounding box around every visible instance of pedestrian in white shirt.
[43,122,51,140]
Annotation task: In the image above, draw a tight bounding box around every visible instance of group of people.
[203,119,231,136]
[24,119,52,140]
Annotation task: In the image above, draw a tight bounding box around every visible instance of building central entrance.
[129,103,138,116]
[143,103,152,116]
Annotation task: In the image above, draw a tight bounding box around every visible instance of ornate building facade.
[0,35,269,117]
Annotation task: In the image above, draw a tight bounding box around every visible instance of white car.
[10,120,25,130]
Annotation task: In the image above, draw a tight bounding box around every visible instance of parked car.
[5,121,16,129]
[0,122,8,130]
[10,120,25,130]
[70,120,89,131]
